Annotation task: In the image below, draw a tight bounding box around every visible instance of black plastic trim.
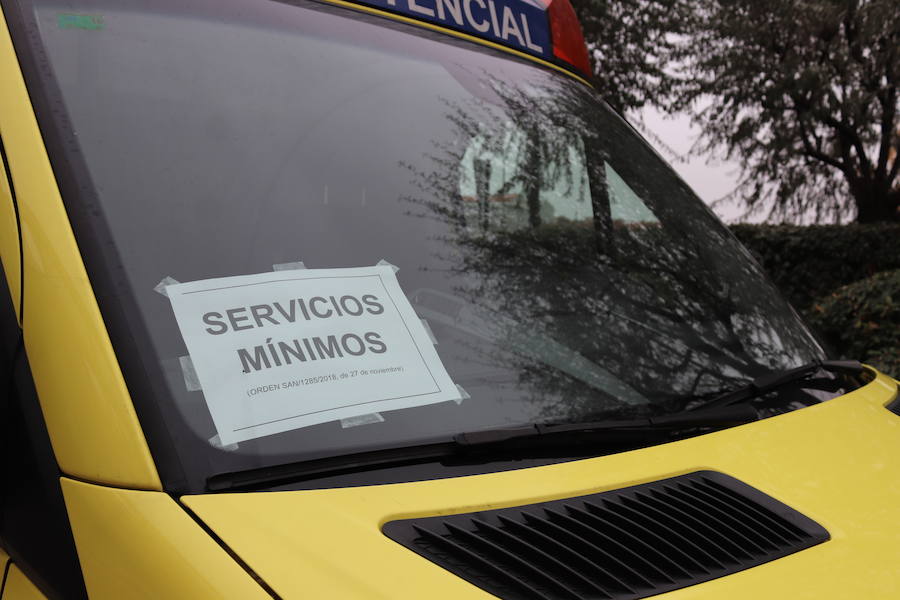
[383,471,829,600]
[887,388,900,416]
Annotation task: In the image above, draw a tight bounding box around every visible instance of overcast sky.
[637,106,752,223]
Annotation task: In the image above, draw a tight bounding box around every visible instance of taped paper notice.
[273,261,306,272]
[340,412,385,428]
[166,265,461,445]
[454,384,471,405]
[154,276,180,297]
[420,318,438,345]
[209,434,239,452]
[179,355,202,391]
[376,259,400,273]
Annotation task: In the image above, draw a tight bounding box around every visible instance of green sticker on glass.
[58,14,104,30]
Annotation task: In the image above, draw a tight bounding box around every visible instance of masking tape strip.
[273,261,307,271]
[420,318,438,345]
[376,258,400,273]
[179,355,202,391]
[209,434,239,452]
[340,412,385,428]
[454,384,470,405]
[154,276,181,297]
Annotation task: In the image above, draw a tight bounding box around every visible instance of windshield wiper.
[450,403,757,451]
[206,403,757,492]
[688,359,864,411]
[206,362,863,492]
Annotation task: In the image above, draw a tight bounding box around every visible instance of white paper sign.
[166,266,460,445]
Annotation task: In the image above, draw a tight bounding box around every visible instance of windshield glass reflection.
[26,0,825,488]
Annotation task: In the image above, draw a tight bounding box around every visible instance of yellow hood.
[184,370,900,599]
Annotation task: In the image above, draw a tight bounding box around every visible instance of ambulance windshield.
[19,0,827,491]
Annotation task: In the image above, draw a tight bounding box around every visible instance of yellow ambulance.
[0,0,898,597]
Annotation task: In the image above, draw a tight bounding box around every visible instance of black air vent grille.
[383,471,828,599]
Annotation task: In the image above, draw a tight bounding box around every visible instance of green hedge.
[728,224,900,376]
[807,270,900,377]
[729,223,900,311]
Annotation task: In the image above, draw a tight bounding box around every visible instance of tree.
[673,0,900,223]
[571,0,690,114]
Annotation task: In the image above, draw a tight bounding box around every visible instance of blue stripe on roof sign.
[353,0,553,60]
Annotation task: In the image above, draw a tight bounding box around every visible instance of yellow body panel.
[2,566,47,600]
[60,478,269,600]
[0,141,19,321]
[185,370,900,599]
[0,6,160,489]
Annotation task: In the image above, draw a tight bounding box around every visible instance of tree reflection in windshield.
[22,0,830,489]
[401,67,823,423]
